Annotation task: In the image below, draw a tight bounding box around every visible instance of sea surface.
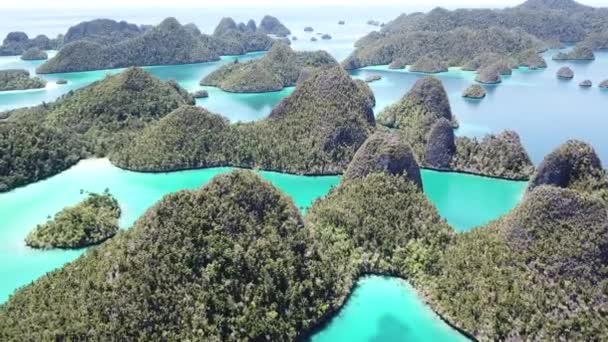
[0,5,603,340]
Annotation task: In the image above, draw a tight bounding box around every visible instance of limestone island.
[557,66,574,79]
[200,42,338,93]
[579,79,592,87]
[321,34,332,40]
[409,55,448,74]
[112,66,376,175]
[0,69,46,91]
[462,84,486,99]
[338,20,346,25]
[20,47,48,61]
[365,74,382,83]
[553,45,595,61]
[258,15,291,37]
[304,26,314,32]
[600,79,608,89]
[0,31,57,56]
[310,37,318,42]
[25,191,120,249]
[192,90,209,98]
[475,65,502,84]
[0,67,194,192]
[56,79,68,85]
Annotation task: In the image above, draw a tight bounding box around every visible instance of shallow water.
[311,276,469,342]
[0,159,524,303]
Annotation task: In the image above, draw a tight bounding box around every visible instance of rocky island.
[25,191,121,249]
[0,69,46,91]
[557,66,574,79]
[0,31,56,56]
[258,15,291,37]
[462,84,486,99]
[475,65,503,84]
[200,42,338,92]
[579,79,592,87]
[553,45,595,60]
[20,47,48,60]
[409,55,448,73]
[600,79,608,88]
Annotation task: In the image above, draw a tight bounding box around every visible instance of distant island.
[0,69,46,91]
[343,0,608,72]
[0,31,57,56]
[200,42,338,92]
[25,191,121,249]
[35,15,291,74]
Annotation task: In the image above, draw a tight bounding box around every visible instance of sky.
[1,0,604,9]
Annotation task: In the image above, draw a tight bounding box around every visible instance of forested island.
[36,15,290,74]
[0,69,46,91]
[200,42,338,92]
[20,47,48,61]
[343,0,608,71]
[378,77,534,180]
[25,191,121,249]
[2,132,606,340]
[0,67,193,192]
[0,31,57,56]
[113,66,376,174]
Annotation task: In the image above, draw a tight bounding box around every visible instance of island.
[56,79,68,85]
[200,42,338,92]
[557,66,574,79]
[311,37,318,42]
[475,65,502,84]
[600,79,608,88]
[25,191,121,249]
[579,79,592,87]
[364,74,382,83]
[0,67,193,192]
[304,26,314,32]
[258,15,291,37]
[338,20,345,25]
[192,90,209,98]
[462,84,486,99]
[409,55,448,73]
[343,1,608,71]
[0,69,46,91]
[553,45,595,60]
[0,31,56,56]
[20,47,48,60]
[113,66,375,175]
[321,34,332,40]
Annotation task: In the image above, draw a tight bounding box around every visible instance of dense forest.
[201,42,338,92]
[344,0,608,70]
[0,67,193,192]
[378,76,534,180]
[1,118,607,340]
[0,69,46,91]
[112,66,376,175]
[25,191,121,249]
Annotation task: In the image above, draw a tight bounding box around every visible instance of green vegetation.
[462,84,486,99]
[37,18,220,74]
[344,0,608,70]
[409,55,448,73]
[208,17,275,56]
[0,69,46,91]
[343,27,544,70]
[25,191,121,249]
[201,42,337,92]
[258,15,291,37]
[553,45,595,60]
[343,131,422,189]
[0,67,192,192]
[379,77,534,180]
[113,66,376,175]
[475,64,503,84]
[62,19,142,45]
[20,47,48,61]
[0,32,56,56]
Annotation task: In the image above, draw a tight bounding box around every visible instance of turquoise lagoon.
[0,159,525,304]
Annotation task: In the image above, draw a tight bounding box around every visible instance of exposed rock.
[192,90,209,98]
[579,80,592,87]
[424,118,456,169]
[365,74,382,83]
[462,84,486,99]
[528,140,608,194]
[20,47,48,61]
[344,131,422,189]
[476,65,502,84]
[258,15,291,37]
[553,45,595,61]
[409,55,448,73]
[557,66,574,79]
